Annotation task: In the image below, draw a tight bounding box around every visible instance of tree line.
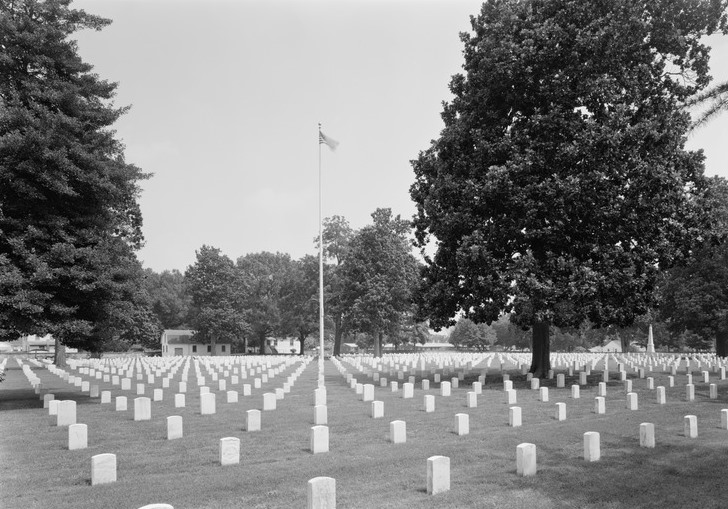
[139,210,420,356]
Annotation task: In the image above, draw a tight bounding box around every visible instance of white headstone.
[440,381,451,397]
[263,392,276,411]
[219,437,240,465]
[390,420,406,444]
[466,392,477,408]
[627,392,638,410]
[91,453,117,485]
[310,425,329,454]
[167,416,183,440]
[307,476,335,509]
[372,400,384,419]
[115,396,127,411]
[68,423,88,450]
[314,405,327,425]
[684,415,698,438]
[200,393,216,415]
[57,400,77,427]
[584,432,600,461]
[227,391,239,403]
[640,422,655,448]
[134,397,151,421]
[454,413,469,436]
[509,406,522,427]
[516,443,537,476]
[555,402,566,421]
[246,409,261,431]
[427,456,450,495]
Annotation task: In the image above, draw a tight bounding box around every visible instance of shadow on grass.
[531,442,728,509]
[0,389,95,412]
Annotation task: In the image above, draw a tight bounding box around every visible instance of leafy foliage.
[449,318,497,351]
[410,0,726,374]
[185,246,249,354]
[0,0,150,353]
[340,208,420,356]
[236,251,296,353]
[142,269,190,329]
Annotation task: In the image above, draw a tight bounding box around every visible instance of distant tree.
[143,269,190,329]
[660,244,728,356]
[317,215,353,356]
[236,251,294,354]
[96,256,162,351]
[0,0,149,365]
[185,246,248,356]
[492,315,531,351]
[450,318,496,351]
[340,209,421,357]
[410,0,726,376]
[280,255,319,355]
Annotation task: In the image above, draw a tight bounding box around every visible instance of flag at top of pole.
[319,130,339,151]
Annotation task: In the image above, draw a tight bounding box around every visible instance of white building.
[161,329,232,357]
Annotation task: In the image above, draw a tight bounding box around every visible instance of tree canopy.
[410,0,727,375]
[185,246,248,355]
[340,208,420,357]
[0,0,149,356]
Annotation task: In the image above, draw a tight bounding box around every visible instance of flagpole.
[318,123,325,387]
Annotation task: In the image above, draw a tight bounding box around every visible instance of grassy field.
[2,352,728,509]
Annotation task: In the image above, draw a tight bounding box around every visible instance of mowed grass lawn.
[2,353,728,509]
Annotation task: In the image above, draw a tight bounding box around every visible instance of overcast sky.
[72,0,728,273]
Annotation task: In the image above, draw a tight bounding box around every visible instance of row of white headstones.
[14,351,728,509]
[15,355,326,508]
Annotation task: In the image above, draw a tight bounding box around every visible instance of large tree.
[279,255,319,355]
[185,246,248,356]
[411,0,727,376]
[659,177,728,355]
[143,268,190,329]
[236,251,294,354]
[317,215,353,356]
[340,208,420,357]
[0,0,149,363]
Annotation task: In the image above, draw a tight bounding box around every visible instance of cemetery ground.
[1,353,728,508]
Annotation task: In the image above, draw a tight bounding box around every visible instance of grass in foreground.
[1,354,728,509]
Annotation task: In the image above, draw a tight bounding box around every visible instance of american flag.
[319,130,339,151]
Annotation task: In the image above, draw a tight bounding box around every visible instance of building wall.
[162,342,231,357]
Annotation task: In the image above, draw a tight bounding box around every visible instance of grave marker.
[516,443,537,476]
[219,437,240,465]
[167,416,183,440]
[307,477,335,509]
[246,409,261,431]
[91,453,117,485]
[390,420,406,444]
[640,422,655,448]
[134,397,151,421]
[584,432,600,462]
[310,425,329,454]
[427,456,450,495]
[68,423,88,450]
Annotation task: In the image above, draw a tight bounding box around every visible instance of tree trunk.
[299,332,306,355]
[242,337,248,354]
[619,333,629,353]
[529,320,551,378]
[333,313,343,357]
[716,328,728,358]
[210,334,217,357]
[54,337,67,368]
[373,330,381,358]
[258,332,267,355]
